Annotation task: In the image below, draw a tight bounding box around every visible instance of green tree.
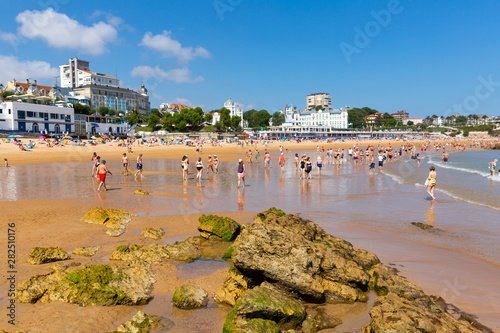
[162,112,173,130]
[231,116,242,132]
[407,120,414,126]
[204,113,213,123]
[220,107,232,129]
[150,108,160,117]
[73,103,91,115]
[2,91,14,99]
[108,109,116,116]
[271,112,286,126]
[98,106,109,116]
[148,114,160,129]
[347,107,379,129]
[125,110,145,125]
[455,115,467,125]
[315,105,325,111]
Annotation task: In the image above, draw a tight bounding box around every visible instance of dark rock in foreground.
[198,214,241,241]
[219,208,488,333]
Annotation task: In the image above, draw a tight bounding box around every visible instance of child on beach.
[4,158,9,168]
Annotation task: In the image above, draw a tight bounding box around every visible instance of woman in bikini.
[237,159,245,188]
[426,166,437,201]
[195,157,204,182]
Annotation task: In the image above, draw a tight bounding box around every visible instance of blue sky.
[1,0,499,117]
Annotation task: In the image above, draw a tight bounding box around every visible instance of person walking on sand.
[97,160,112,191]
[255,149,260,163]
[279,152,285,173]
[181,155,189,180]
[426,166,437,201]
[377,151,384,173]
[369,154,375,175]
[489,159,497,176]
[264,151,271,170]
[195,157,204,182]
[91,152,98,177]
[237,159,245,188]
[305,157,313,179]
[121,153,130,175]
[300,154,306,179]
[135,153,143,177]
[294,153,300,170]
[416,153,421,168]
[4,158,9,168]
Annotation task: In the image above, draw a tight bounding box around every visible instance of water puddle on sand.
[175,258,230,280]
[332,291,376,332]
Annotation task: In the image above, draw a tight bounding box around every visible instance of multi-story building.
[4,79,53,97]
[159,102,187,114]
[224,98,243,126]
[365,113,382,125]
[285,107,349,129]
[391,110,409,122]
[59,58,150,116]
[306,93,332,109]
[0,100,74,133]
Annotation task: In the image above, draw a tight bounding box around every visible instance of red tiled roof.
[15,83,52,92]
[78,69,118,79]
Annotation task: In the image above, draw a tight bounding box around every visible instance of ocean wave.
[429,160,491,177]
[434,188,500,211]
[381,171,405,184]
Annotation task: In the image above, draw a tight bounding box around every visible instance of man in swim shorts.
[136,153,143,177]
[121,153,130,175]
[97,160,112,191]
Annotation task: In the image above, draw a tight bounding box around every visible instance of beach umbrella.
[96,138,104,141]
[39,136,46,139]
[91,136,97,139]
[8,134,23,138]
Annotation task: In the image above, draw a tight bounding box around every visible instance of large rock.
[73,246,100,257]
[230,209,379,303]
[363,266,485,333]
[223,284,306,333]
[172,284,208,310]
[106,311,161,333]
[110,239,201,264]
[215,266,256,306]
[16,262,154,306]
[82,207,133,236]
[198,214,241,241]
[27,247,71,265]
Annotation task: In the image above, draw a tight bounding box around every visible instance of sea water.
[383,149,500,211]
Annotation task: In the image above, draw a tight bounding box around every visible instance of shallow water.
[1,151,500,330]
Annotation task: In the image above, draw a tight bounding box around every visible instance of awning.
[90,123,99,127]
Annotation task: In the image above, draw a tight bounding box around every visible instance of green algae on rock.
[82,207,134,237]
[134,189,151,195]
[106,311,161,333]
[73,246,100,257]
[198,214,241,241]
[141,227,165,240]
[172,284,208,310]
[27,247,71,265]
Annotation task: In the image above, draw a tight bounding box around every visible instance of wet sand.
[1,146,499,332]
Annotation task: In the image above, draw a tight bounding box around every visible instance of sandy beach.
[1,137,499,332]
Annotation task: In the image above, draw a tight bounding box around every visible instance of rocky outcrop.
[141,227,165,240]
[106,311,161,333]
[134,189,151,195]
[16,262,154,306]
[217,208,489,333]
[229,208,378,304]
[223,283,306,333]
[110,239,201,264]
[198,214,241,241]
[172,284,208,310]
[27,247,71,265]
[73,246,100,257]
[82,207,133,237]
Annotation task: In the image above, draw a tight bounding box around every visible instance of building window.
[27,111,34,117]
[51,113,57,119]
[18,111,26,119]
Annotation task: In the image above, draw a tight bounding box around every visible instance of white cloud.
[130,66,204,84]
[90,10,134,31]
[140,31,211,63]
[0,31,18,44]
[16,8,117,55]
[0,55,59,84]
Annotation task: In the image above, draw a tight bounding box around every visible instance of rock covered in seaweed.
[172,284,208,310]
[198,214,241,241]
[105,311,161,333]
[27,247,71,265]
[82,207,133,237]
[73,246,100,257]
[141,227,165,240]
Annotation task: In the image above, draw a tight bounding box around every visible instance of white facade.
[403,118,423,125]
[307,93,332,109]
[60,58,119,88]
[0,101,74,133]
[211,112,220,125]
[224,98,243,126]
[285,107,348,129]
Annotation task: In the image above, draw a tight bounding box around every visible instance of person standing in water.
[237,159,245,188]
[426,166,437,201]
[316,156,323,175]
[207,155,214,175]
[181,155,189,180]
[135,153,143,177]
[213,155,219,174]
[489,159,497,176]
[195,157,204,183]
[121,153,130,175]
[4,158,9,168]
[91,152,98,177]
[97,160,112,191]
[279,152,285,173]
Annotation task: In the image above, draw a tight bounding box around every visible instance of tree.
[314,105,325,111]
[73,103,91,115]
[2,91,14,99]
[162,112,173,130]
[455,115,467,125]
[98,106,109,116]
[204,113,213,124]
[407,120,414,126]
[150,108,161,117]
[347,107,379,129]
[108,109,116,116]
[231,116,242,132]
[220,107,232,130]
[125,110,145,125]
[272,112,286,126]
[148,114,160,129]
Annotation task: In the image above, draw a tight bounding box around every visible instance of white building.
[307,93,332,109]
[224,98,243,127]
[403,118,423,125]
[0,101,74,133]
[74,114,128,136]
[286,107,349,129]
[60,58,120,89]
